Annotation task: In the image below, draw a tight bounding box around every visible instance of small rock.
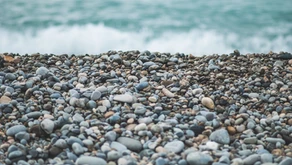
[72,143,84,155]
[0,96,11,104]
[91,91,101,100]
[113,94,134,103]
[186,152,213,165]
[244,137,258,144]
[41,119,55,134]
[6,125,27,136]
[36,67,49,76]
[209,128,230,144]
[243,154,260,165]
[117,137,142,152]
[201,97,215,109]
[162,88,174,98]
[76,156,106,165]
[164,140,185,153]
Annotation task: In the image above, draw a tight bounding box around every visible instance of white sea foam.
[0,24,291,55]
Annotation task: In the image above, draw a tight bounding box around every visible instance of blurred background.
[1,0,292,55]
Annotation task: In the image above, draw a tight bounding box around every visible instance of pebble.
[201,97,215,109]
[91,91,101,100]
[36,66,49,76]
[76,156,106,165]
[40,119,55,134]
[209,128,230,144]
[6,125,27,136]
[186,152,213,165]
[0,95,11,104]
[113,94,134,103]
[162,88,174,97]
[117,137,142,152]
[164,140,184,153]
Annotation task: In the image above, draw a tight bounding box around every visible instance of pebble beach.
[1,50,292,165]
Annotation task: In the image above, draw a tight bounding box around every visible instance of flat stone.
[113,94,134,103]
[186,152,213,165]
[164,140,184,153]
[76,156,106,165]
[117,137,142,152]
[243,154,260,165]
[244,137,258,144]
[209,128,230,144]
[6,125,27,136]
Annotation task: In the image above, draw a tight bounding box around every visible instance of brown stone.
[0,96,11,104]
[104,111,114,118]
[272,149,283,156]
[227,126,237,135]
[288,118,292,126]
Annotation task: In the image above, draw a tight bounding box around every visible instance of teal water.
[1,0,292,55]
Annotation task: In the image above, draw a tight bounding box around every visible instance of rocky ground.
[1,50,292,165]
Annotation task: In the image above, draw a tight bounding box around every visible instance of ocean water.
[1,0,292,55]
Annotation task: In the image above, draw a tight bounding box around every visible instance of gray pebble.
[72,143,84,155]
[243,154,260,165]
[187,152,213,165]
[76,156,106,165]
[210,128,230,144]
[164,140,185,153]
[6,125,27,136]
[41,119,55,134]
[36,67,49,76]
[117,137,142,152]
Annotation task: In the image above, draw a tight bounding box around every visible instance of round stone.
[41,119,55,134]
[5,73,16,81]
[201,97,215,109]
[72,143,84,155]
[164,140,185,153]
[91,91,101,100]
[36,67,49,76]
[209,128,230,144]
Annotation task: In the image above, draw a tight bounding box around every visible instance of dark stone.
[190,125,205,136]
[277,53,292,59]
[29,124,46,137]
[49,146,63,158]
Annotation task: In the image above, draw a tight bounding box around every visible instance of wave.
[0,24,291,55]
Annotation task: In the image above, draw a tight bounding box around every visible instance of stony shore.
[1,50,292,165]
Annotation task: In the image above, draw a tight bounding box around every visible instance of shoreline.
[1,51,292,165]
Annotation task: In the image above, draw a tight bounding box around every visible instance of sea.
[1,0,292,55]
